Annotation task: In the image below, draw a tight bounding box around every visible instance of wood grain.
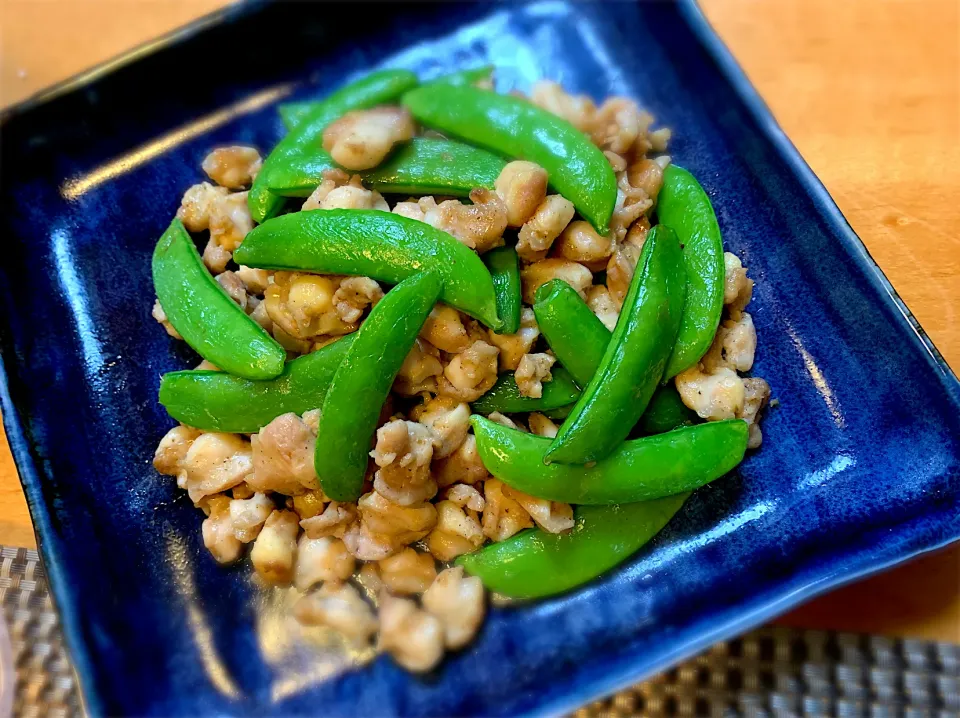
[0,0,956,641]
[699,0,960,642]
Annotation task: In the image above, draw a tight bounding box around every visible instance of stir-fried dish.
[151,66,770,671]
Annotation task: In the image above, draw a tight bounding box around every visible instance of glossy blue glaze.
[0,2,958,716]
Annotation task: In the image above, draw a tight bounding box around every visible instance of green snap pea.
[249,69,418,223]
[657,165,726,380]
[278,103,313,133]
[314,272,442,501]
[534,278,696,433]
[544,405,573,421]
[362,138,505,196]
[471,415,745,504]
[470,367,580,414]
[234,210,502,330]
[278,66,493,131]
[533,279,609,387]
[257,153,333,197]
[158,335,356,433]
[261,138,506,199]
[545,226,686,464]
[430,65,495,87]
[483,246,521,334]
[403,84,617,234]
[638,385,698,434]
[152,219,284,380]
[457,493,688,599]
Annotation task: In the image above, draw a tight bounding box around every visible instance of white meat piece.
[153,425,201,476]
[291,488,327,520]
[299,501,357,539]
[606,242,641,309]
[516,195,575,262]
[585,285,619,332]
[378,548,437,596]
[530,80,596,132]
[481,478,533,542]
[229,492,274,543]
[502,484,574,534]
[294,582,377,644]
[494,160,548,227]
[370,420,439,506]
[425,500,485,562]
[520,259,592,304]
[151,300,182,339]
[322,107,415,171]
[177,182,228,232]
[428,189,508,254]
[422,566,485,649]
[409,396,470,459]
[201,495,243,564]
[250,509,300,584]
[378,593,445,672]
[419,305,470,354]
[514,353,556,399]
[443,483,485,512]
[293,535,355,591]
[202,146,262,189]
[741,377,771,449]
[486,307,539,372]
[394,339,443,396]
[433,435,490,488]
[180,433,253,504]
[527,413,559,438]
[553,221,615,270]
[675,366,746,421]
[333,277,382,324]
[249,412,317,495]
[437,340,499,403]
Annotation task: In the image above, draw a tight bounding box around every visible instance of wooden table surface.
[0,0,957,641]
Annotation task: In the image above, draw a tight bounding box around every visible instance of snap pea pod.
[427,65,495,87]
[278,103,314,133]
[470,367,580,414]
[234,210,502,330]
[249,69,418,223]
[483,246,522,334]
[457,493,688,599]
[472,415,745,504]
[428,64,495,88]
[258,154,333,197]
[544,405,573,421]
[315,272,442,502]
[657,165,726,380]
[545,226,686,464]
[158,335,356,433]
[403,84,617,234]
[638,385,698,434]
[279,66,494,131]
[363,138,505,196]
[533,279,610,387]
[152,219,285,380]
[261,138,506,198]
[534,278,695,433]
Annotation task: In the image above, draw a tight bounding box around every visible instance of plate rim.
[0,1,957,715]
[677,0,960,399]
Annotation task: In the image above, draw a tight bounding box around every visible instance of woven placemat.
[1,545,957,717]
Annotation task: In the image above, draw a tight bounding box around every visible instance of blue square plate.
[1,1,958,715]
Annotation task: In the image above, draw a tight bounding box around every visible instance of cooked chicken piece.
[378,593,445,672]
[422,567,486,649]
[250,509,300,585]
